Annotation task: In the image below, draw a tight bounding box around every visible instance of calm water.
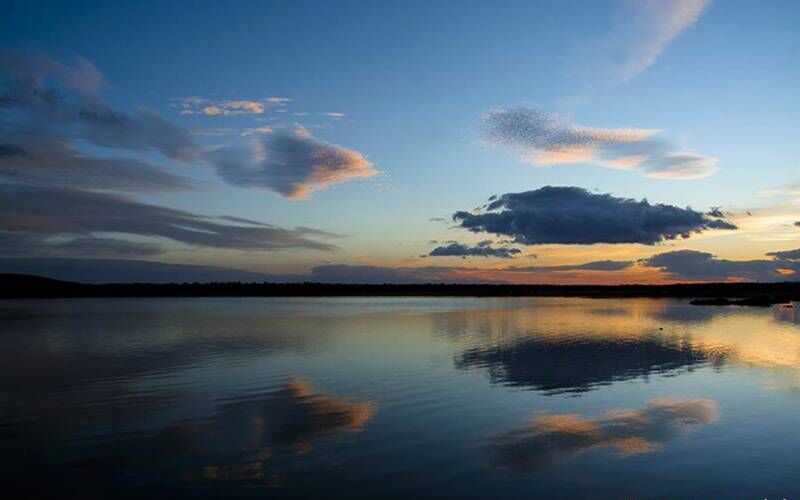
[1,297,798,498]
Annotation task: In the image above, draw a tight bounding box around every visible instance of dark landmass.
[1,274,799,304]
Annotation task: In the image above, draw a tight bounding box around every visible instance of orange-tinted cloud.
[484,107,716,180]
[213,126,376,199]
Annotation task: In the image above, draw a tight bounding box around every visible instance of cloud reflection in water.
[491,398,718,472]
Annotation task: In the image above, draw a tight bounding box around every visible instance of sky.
[0,0,798,284]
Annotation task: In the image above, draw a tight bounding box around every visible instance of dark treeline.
[2,274,799,302]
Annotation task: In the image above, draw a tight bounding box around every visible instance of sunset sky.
[1,0,798,283]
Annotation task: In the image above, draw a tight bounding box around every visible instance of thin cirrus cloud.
[483,107,717,180]
[608,0,711,85]
[452,186,736,246]
[571,0,711,94]
[212,125,377,199]
[0,184,341,256]
[173,96,291,115]
[501,260,635,272]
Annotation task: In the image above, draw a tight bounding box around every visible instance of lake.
[1,297,798,498]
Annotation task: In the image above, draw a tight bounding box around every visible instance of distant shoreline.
[1,274,799,305]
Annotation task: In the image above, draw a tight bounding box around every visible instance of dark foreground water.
[0,297,798,499]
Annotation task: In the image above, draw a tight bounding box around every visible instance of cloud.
[491,398,718,472]
[240,126,273,136]
[213,126,376,199]
[0,49,103,96]
[483,107,717,179]
[0,257,298,283]
[452,186,736,245]
[609,0,711,85]
[0,234,162,259]
[428,242,522,259]
[796,221,800,228]
[78,103,200,161]
[643,249,800,281]
[0,184,340,253]
[1,51,372,199]
[502,260,634,272]
[765,248,800,262]
[0,51,205,195]
[0,133,193,192]
[174,96,290,115]
[760,182,800,199]
[323,112,346,118]
[0,54,201,162]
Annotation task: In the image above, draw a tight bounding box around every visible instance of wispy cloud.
[0,184,341,255]
[760,181,800,200]
[610,0,711,85]
[484,107,717,179]
[173,96,291,116]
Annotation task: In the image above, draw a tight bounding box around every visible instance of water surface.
[1,297,798,498]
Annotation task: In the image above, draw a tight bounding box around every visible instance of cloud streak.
[643,249,800,281]
[453,186,736,245]
[611,0,711,85]
[0,184,340,254]
[174,96,291,115]
[502,260,634,272]
[484,107,717,179]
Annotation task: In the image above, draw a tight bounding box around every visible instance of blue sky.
[1,0,798,283]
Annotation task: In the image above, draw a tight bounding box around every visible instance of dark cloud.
[77,103,200,161]
[795,221,800,228]
[0,134,193,192]
[483,107,717,179]
[453,186,736,245]
[0,184,339,253]
[502,260,634,272]
[491,398,718,472]
[0,51,200,193]
[213,126,376,199]
[0,257,299,283]
[0,49,102,98]
[428,242,522,259]
[0,234,161,259]
[765,248,800,262]
[643,250,800,281]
